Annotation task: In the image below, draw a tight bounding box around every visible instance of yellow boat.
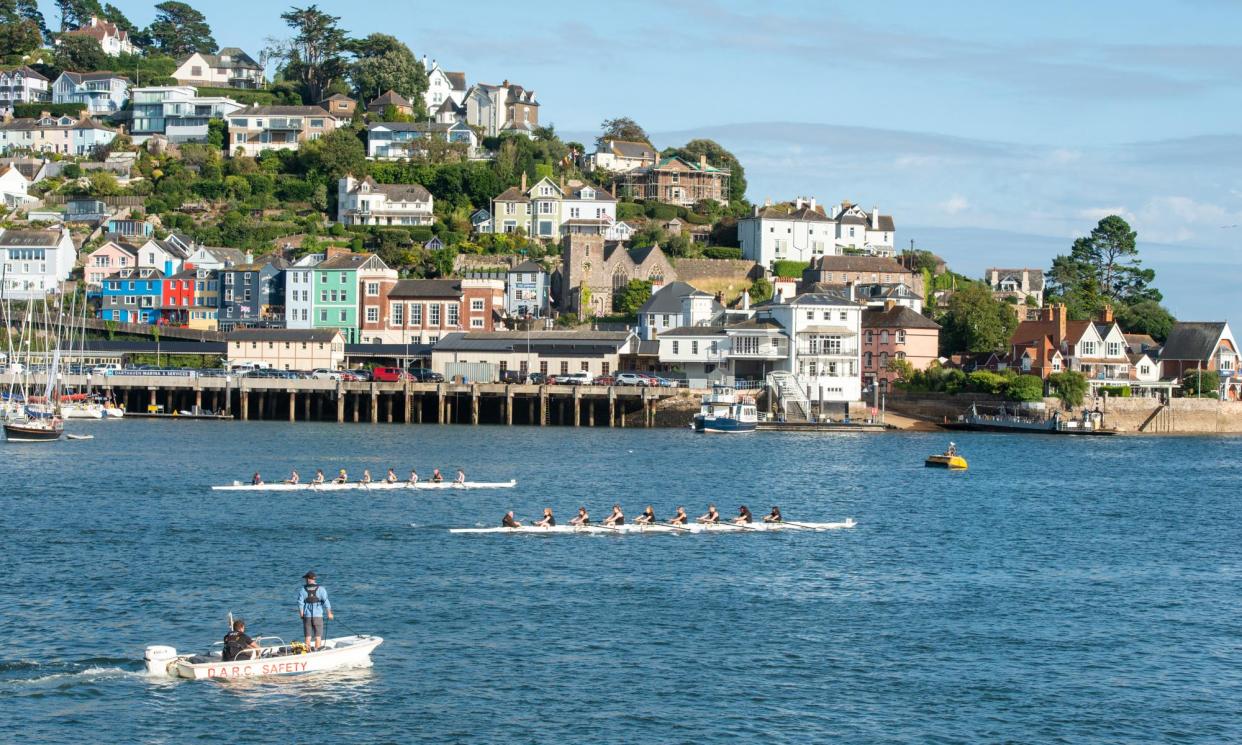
[925,453,968,470]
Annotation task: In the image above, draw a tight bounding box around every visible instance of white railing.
[767,370,810,421]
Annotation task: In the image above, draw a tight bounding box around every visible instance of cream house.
[226,328,345,370]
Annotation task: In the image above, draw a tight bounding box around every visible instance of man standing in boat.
[298,571,333,651]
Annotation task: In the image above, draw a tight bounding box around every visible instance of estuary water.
[3,421,1241,744]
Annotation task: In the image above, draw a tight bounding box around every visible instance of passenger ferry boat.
[692,385,758,433]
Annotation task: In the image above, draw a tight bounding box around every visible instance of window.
[410,303,423,325]
[339,310,347,322]
[330,290,338,302]
[429,304,441,326]
[896,331,906,344]
[662,314,670,326]
[560,361,569,375]
[866,330,874,344]
[319,310,328,322]
[691,341,699,355]
[470,318,484,328]
[366,307,378,323]
[339,272,347,284]
[806,310,814,320]
[1107,342,1122,357]
[864,351,873,369]
[392,303,404,326]
[320,290,327,302]
[880,331,889,344]
[447,304,460,326]
[602,362,610,375]
[471,299,485,312]
[672,341,679,355]
[540,361,548,375]
[366,282,379,296]
[735,336,759,355]
[839,311,847,321]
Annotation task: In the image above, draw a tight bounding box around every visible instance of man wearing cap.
[298,571,333,651]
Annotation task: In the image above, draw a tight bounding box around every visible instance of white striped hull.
[449,519,855,535]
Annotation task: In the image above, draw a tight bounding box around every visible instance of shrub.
[1097,385,1131,397]
[645,202,679,220]
[772,260,809,279]
[617,202,645,221]
[1007,374,1046,401]
[1181,369,1220,398]
[1048,371,1088,407]
[967,370,1007,394]
[702,247,743,260]
[14,103,83,119]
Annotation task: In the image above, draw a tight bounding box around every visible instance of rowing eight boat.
[449,518,856,535]
[212,479,517,492]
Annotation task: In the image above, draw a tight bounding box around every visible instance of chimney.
[846,281,855,302]
[741,289,750,311]
[502,79,509,87]
[810,197,817,212]
[1056,303,1067,342]
[871,207,879,229]
[795,197,805,210]
[752,204,760,217]
[884,299,896,311]
[699,154,707,170]
[1101,304,1113,323]
[520,172,527,191]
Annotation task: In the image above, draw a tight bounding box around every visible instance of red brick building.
[361,278,505,344]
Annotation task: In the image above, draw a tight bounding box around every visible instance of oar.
[780,521,818,530]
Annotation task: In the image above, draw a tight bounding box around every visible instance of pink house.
[84,240,139,287]
[861,302,941,387]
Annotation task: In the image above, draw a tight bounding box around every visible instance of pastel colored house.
[336,175,434,227]
[99,267,164,324]
[861,302,941,388]
[0,66,51,114]
[84,239,140,287]
[58,17,137,56]
[0,227,77,300]
[310,251,395,343]
[52,71,130,115]
[227,106,338,157]
[172,49,263,89]
[227,328,345,371]
[0,115,117,156]
[491,174,617,240]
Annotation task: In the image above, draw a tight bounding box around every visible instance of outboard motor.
[144,645,178,676]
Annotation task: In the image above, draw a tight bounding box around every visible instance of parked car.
[593,374,615,386]
[310,369,342,381]
[371,366,411,382]
[499,370,526,384]
[526,372,547,385]
[90,363,121,375]
[406,367,444,383]
[351,369,373,382]
[641,373,678,388]
[558,371,593,386]
[614,372,650,387]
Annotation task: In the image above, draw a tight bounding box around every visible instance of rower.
[334,468,348,484]
[501,511,522,528]
[634,506,656,525]
[454,469,466,485]
[385,468,398,484]
[251,471,263,486]
[285,469,300,485]
[697,504,720,524]
[569,507,589,526]
[734,505,753,524]
[407,469,419,485]
[668,506,688,525]
[763,506,783,523]
[312,469,325,485]
[534,508,555,527]
[360,469,372,485]
[431,469,443,483]
[602,504,624,526]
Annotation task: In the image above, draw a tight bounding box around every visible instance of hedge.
[702,247,743,260]
[196,87,278,106]
[772,260,810,278]
[14,103,84,118]
[1097,385,1131,397]
[617,202,645,220]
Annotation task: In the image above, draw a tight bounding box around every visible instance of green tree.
[277,4,349,103]
[146,2,216,56]
[1181,369,1220,398]
[1114,299,1176,342]
[206,118,227,150]
[99,3,135,34]
[663,139,746,203]
[1007,374,1045,402]
[0,0,44,56]
[614,279,652,315]
[54,34,106,71]
[1048,371,1088,408]
[598,116,649,144]
[347,33,427,114]
[939,283,1018,354]
[887,357,915,382]
[55,0,101,30]
[1046,215,1161,319]
[17,0,50,42]
[748,276,773,303]
[298,127,366,182]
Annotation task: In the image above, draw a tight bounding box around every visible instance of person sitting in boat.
[570,507,590,526]
[251,472,263,486]
[286,470,300,485]
[502,511,522,528]
[763,506,783,524]
[385,468,398,484]
[408,469,419,485]
[697,504,720,524]
[431,469,443,483]
[360,469,373,485]
[298,571,333,652]
[602,504,624,526]
[312,469,325,485]
[734,505,753,524]
[946,442,958,456]
[454,469,466,485]
[222,619,259,662]
[334,469,348,484]
[634,506,657,525]
[669,506,689,525]
[534,508,555,527]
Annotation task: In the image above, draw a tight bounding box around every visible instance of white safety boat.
[212,479,517,492]
[449,518,856,535]
[145,634,383,680]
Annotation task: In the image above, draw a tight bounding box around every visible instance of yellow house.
[226,328,345,371]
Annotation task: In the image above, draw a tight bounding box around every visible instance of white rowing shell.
[211,480,517,492]
[448,519,856,535]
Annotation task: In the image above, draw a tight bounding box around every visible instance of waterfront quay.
[51,374,680,426]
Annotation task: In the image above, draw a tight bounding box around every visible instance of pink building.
[84,240,139,287]
[861,302,941,387]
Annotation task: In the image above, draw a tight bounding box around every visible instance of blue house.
[104,218,155,239]
[99,266,164,324]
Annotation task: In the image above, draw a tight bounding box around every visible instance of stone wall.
[673,258,761,303]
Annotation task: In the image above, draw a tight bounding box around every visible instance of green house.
[310,252,393,343]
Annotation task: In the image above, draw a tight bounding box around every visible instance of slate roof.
[602,140,655,159]
[190,48,262,70]
[194,246,248,265]
[658,325,728,337]
[637,281,717,315]
[318,252,377,270]
[444,71,467,91]
[388,279,464,299]
[368,90,411,109]
[234,105,331,117]
[351,177,431,202]
[228,328,342,343]
[0,65,47,81]
[510,259,544,274]
[811,255,910,273]
[1160,322,1229,361]
[433,331,630,355]
[0,229,63,247]
[753,204,832,221]
[59,71,128,83]
[861,305,941,330]
[493,186,528,203]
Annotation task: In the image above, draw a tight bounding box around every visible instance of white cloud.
[940,195,970,215]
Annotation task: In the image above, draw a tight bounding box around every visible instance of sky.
[45,0,1242,320]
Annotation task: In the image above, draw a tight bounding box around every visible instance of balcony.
[729,341,788,359]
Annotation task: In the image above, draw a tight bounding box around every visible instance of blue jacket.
[298,584,331,617]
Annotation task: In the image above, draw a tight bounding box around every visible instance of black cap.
[303,570,316,579]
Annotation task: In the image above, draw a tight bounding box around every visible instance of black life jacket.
[222,631,248,661]
[303,583,322,609]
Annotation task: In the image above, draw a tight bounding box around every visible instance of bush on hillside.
[702,247,743,260]
[772,260,809,278]
[1007,374,1046,402]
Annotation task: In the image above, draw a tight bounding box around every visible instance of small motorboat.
[692,385,758,433]
[4,418,64,442]
[925,453,968,470]
[145,634,383,680]
[66,434,94,441]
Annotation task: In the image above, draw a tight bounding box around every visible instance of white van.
[227,361,274,374]
[91,363,121,375]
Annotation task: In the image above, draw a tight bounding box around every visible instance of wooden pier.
[47,374,681,427]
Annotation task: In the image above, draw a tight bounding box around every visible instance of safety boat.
[925,453,968,470]
[145,634,383,680]
[692,385,758,433]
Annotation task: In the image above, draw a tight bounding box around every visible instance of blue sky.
[50,0,1242,320]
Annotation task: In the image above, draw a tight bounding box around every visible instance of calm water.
[3,421,1241,743]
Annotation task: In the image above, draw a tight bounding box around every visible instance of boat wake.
[0,656,145,691]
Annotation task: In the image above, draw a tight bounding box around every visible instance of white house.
[0,164,36,209]
[0,115,117,156]
[58,16,137,56]
[337,175,434,227]
[422,59,466,111]
[829,200,895,257]
[0,66,51,114]
[0,228,77,300]
[171,49,264,89]
[366,121,479,160]
[1129,353,1162,384]
[585,139,657,173]
[283,253,324,330]
[604,220,635,242]
[464,81,539,137]
[760,287,864,405]
[184,245,247,270]
[136,234,194,274]
[739,198,838,267]
[129,86,243,143]
[636,281,722,340]
[52,71,129,114]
